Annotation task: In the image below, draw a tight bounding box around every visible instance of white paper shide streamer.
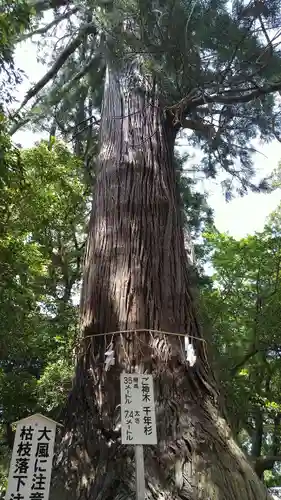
[104,344,115,371]
[185,337,196,367]
[103,332,197,370]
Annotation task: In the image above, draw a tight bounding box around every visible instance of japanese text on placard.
[120,374,157,445]
[5,416,56,500]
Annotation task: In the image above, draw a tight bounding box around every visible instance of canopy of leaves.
[0,0,33,107]
[6,0,281,196]
[201,196,281,485]
[0,133,90,492]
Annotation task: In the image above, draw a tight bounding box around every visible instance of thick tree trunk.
[50,63,271,500]
[251,409,264,479]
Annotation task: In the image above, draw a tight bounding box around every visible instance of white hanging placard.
[120,374,157,445]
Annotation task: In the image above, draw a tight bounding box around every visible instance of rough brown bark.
[50,62,272,500]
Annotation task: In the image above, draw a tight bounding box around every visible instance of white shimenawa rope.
[80,329,204,372]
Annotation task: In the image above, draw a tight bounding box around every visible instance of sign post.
[135,445,145,500]
[120,374,157,500]
[5,413,61,500]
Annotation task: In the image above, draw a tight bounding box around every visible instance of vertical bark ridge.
[80,60,205,365]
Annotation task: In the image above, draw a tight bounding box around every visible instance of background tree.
[0,137,88,495]
[201,198,281,486]
[0,0,33,109]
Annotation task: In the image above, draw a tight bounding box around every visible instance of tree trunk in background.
[50,62,271,500]
[251,409,264,479]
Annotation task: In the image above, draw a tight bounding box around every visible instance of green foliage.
[0,428,9,498]
[175,151,213,238]
[0,114,22,187]
[0,0,33,106]
[0,371,37,422]
[37,358,73,412]
[0,136,89,464]
[0,134,91,491]
[9,0,281,195]
[202,205,281,483]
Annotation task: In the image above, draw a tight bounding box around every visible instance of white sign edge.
[13,413,63,427]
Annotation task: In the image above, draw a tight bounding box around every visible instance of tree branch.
[10,22,97,129]
[28,0,71,14]
[168,80,281,124]
[181,117,216,139]
[230,347,259,376]
[49,55,101,109]
[9,95,44,136]
[257,13,272,52]
[254,455,281,476]
[9,117,31,135]
[190,80,281,108]
[17,7,78,43]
